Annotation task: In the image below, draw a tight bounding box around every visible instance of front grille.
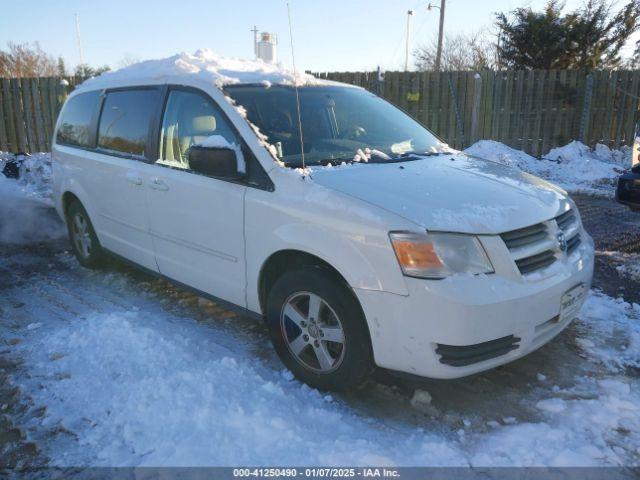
[501,222,556,275]
[500,206,583,276]
[515,249,557,274]
[566,233,581,254]
[500,223,548,249]
[556,209,577,231]
[436,335,521,367]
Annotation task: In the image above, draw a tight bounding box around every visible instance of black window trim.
[54,83,274,192]
[154,84,274,192]
[94,85,163,162]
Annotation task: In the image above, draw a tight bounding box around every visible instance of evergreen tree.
[57,56,67,76]
[567,0,640,69]
[496,1,571,69]
[496,0,640,70]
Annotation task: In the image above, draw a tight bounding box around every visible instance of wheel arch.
[258,249,351,314]
[62,191,81,216]
[258,249,374,360]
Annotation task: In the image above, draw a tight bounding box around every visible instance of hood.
[309,153,571,234]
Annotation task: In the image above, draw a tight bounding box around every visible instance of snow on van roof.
[76,49,334,92]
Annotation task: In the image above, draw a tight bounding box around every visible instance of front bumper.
[355,233,595,379]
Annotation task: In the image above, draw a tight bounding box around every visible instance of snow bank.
[0,153,65,244]
[465,140,630,196]
[78,49,332,92]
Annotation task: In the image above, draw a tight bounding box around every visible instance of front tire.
[266,268,373,392]
[65,200,104,269]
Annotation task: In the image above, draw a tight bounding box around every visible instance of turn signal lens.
[390,231,494,279]
[391,239,443,270]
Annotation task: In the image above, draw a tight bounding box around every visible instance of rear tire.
[65,200,104,269]
[266,267,374,392]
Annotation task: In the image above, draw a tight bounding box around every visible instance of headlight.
[389,231,494,279]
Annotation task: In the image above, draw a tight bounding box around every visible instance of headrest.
[191,115,216,134]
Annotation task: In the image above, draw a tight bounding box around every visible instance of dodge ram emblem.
[557,231,568,252]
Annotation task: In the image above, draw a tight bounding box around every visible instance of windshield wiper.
[292,150,449,168]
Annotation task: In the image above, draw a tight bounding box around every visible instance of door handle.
[126,172,143,186]
[150,177,169,191]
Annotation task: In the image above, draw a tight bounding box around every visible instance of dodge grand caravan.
[52,51,594,391]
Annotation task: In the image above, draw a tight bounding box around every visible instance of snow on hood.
[309,153,570,234]
[76,49,332,92]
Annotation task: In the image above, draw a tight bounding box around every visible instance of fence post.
[579,73,593,143]
[469,73,482,145]
[376,66,385,97]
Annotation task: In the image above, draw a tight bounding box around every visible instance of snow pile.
[0,153,65,244]
[465,140,630,196]
[78,49,330,92]
[575,290,640,371]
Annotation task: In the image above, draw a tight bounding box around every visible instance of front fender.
[244,180,414,314]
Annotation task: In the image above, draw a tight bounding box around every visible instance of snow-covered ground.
[2,216,639,467]
[465,140,631,196]
[1,143,639,467]
[601,251,640,283]
[0,153,65,244]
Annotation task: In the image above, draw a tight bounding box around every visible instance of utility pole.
[251,25,259,59]
[426,2,445,70]
[434,0,445,71]
[404,10,414,71]
[75,13,84,67]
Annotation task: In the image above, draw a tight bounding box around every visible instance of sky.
[1,0,638,73]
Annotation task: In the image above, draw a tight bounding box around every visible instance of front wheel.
[266,268,374,391]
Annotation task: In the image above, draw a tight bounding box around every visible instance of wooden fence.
[0,71,639,155]
[0,76,86,153]
[314,70,640,156]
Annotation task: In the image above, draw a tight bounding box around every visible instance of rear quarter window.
[55,91,101,148]
[98,89,159,158]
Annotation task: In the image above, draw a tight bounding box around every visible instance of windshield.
[224,85,447,167]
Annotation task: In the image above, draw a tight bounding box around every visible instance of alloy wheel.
[280,291,346,373]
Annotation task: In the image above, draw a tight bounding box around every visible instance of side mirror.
[188,146,245,179]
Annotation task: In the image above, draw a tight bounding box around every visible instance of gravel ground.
[1,195,639,470]
[572,194,640,304]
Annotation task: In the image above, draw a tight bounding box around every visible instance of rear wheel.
[266,268,373,391]
[65,200,104,268]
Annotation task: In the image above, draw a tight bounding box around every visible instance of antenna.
[75,13,84,66]
[286,1,306,169]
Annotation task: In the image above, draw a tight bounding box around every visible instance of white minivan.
[52,52,594,391]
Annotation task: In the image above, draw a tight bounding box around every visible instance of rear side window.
[98,89,159,158]
[56,91,100,147]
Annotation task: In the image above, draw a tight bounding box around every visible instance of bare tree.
[0,42,57,77]
[414,31,497,71]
